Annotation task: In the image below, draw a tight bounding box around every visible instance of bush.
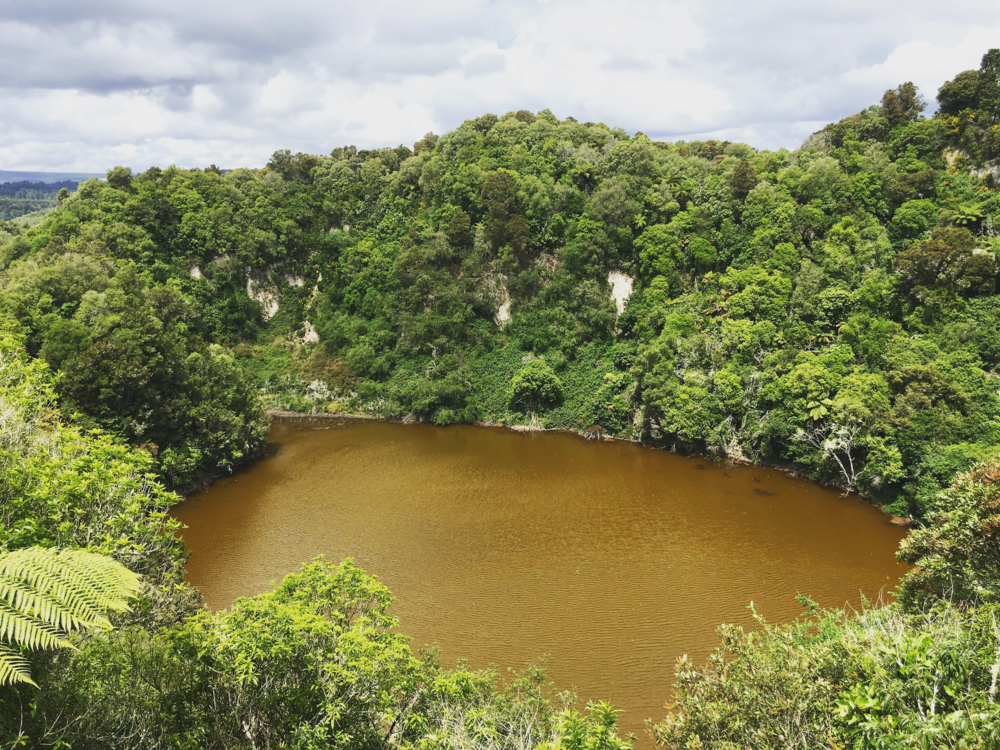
[898,460,1000,610]
[507,359,563,414]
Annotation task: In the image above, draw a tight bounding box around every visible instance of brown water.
[173,418,907,741]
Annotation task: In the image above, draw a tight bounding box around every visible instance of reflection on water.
[172,418,907,741]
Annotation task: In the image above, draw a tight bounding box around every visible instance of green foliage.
[653,604,843,748]
[0,255,269,487]
[508,358,563,414]
[653,597,1000,749]
[0,197,57,221]
[938,70,981,116]
[0,334,186,585]
[0,546,140,686]
[806,397,833,421]
[880,81,926,129]
[188,557,420,749]
[980,49,1000,125]
[898,461,1000,610]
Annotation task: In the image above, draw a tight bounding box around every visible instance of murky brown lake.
[172,418,907,741]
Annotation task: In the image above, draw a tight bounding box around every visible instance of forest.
[2,50,1000,747]
[0,180,78,222]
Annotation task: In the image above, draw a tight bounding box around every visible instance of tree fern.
[0,546,141,686]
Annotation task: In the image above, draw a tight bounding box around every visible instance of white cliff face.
[302,320,319,343]
[496,298,511,326]
[608,270,634,315]
[971,161,1000,181]
[493,284,510,328]
[247,277,279,321]
[489,273,511,327]
[189,264,202,279]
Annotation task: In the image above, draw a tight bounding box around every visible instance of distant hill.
[0,180,78,198]
[0,170,103,184]
[0,175,93,220]
[0,199,57,221]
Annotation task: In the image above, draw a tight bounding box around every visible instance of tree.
[895,227,996,299]
[634,225,683,292]
[793,421,863,490]
[588,179,637,228]
[481,169,531,257]
[105,165,133,192]
[413,131,440,154]
[0,333,186,584]
[174,557,423,749]
[0,547,140,686]
[686,236,717,274]
[936,70,981,115]
[979,48,1000,124]
[508,359,563,413]
[880,82,926,129]
[731,159,758,201]
[898,461,1000,611]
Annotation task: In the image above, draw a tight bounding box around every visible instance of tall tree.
[936,70,981,115]
[979,48,1000,124]
[880,82,926,128]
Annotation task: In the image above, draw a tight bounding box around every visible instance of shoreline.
[174,408,913,528]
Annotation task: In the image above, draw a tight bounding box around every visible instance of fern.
[0,546,141,686]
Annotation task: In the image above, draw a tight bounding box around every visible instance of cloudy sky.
[1,0,998,172]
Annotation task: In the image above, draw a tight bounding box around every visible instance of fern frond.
[2,547,139,620]
[0,547,142,686]
[0,602,72,652]
[0,644,34,687]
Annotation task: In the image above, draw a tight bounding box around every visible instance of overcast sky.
[1,0,998,172]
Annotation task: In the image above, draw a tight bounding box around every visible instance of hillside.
[1,52,1000,513]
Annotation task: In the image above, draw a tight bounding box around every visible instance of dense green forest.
[3,50,1000,748]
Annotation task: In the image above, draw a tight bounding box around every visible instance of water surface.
[173,418,907,740]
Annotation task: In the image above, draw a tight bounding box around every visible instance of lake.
[172,417,908,741]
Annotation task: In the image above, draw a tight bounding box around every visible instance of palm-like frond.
[0,547,141,686]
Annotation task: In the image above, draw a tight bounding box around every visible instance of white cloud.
[0,0,998,171]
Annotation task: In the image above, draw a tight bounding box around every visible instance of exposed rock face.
[485,273,511,327]
[945,149,1000,180]
[302,320,319,343]
[971,161,1000,180]
[247,276,279,321]
[496,297,511,326]
[189,264,202,279]
[608,270,634,315]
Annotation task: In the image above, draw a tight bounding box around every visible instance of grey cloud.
[2,0,999,170]
[342,46,469,79]
[372,5,518,47]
